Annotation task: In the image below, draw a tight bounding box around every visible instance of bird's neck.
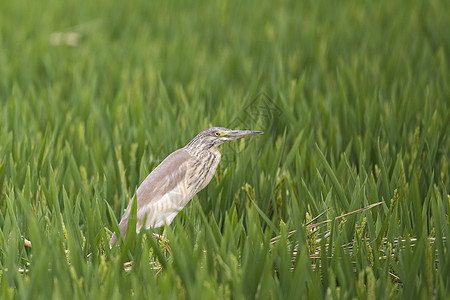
[184,142,219,158]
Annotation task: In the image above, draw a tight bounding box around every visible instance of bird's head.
[186,127,263,152]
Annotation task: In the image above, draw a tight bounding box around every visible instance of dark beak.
[224,130,264,138]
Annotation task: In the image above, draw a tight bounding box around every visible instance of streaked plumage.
[110,127,263,247]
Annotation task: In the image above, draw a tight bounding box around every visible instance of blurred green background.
[0,0,449,298]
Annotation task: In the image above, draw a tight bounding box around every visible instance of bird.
[109,127,263,247]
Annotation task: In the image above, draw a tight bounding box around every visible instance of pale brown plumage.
[109,127,263,247]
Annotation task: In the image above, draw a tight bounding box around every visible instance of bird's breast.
[188,148,221,194]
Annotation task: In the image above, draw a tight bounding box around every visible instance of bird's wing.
[115,148,193,238]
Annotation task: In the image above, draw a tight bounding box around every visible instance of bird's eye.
[215,132,220,136]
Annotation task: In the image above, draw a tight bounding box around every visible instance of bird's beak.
[224,130,264,138]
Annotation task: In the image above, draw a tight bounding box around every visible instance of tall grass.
[0,0,449,298]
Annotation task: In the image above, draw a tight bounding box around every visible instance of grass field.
[1,0,449,298]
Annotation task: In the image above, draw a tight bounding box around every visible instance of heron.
[109,127,263,247]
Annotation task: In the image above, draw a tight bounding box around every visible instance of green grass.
[1,0,449,298]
